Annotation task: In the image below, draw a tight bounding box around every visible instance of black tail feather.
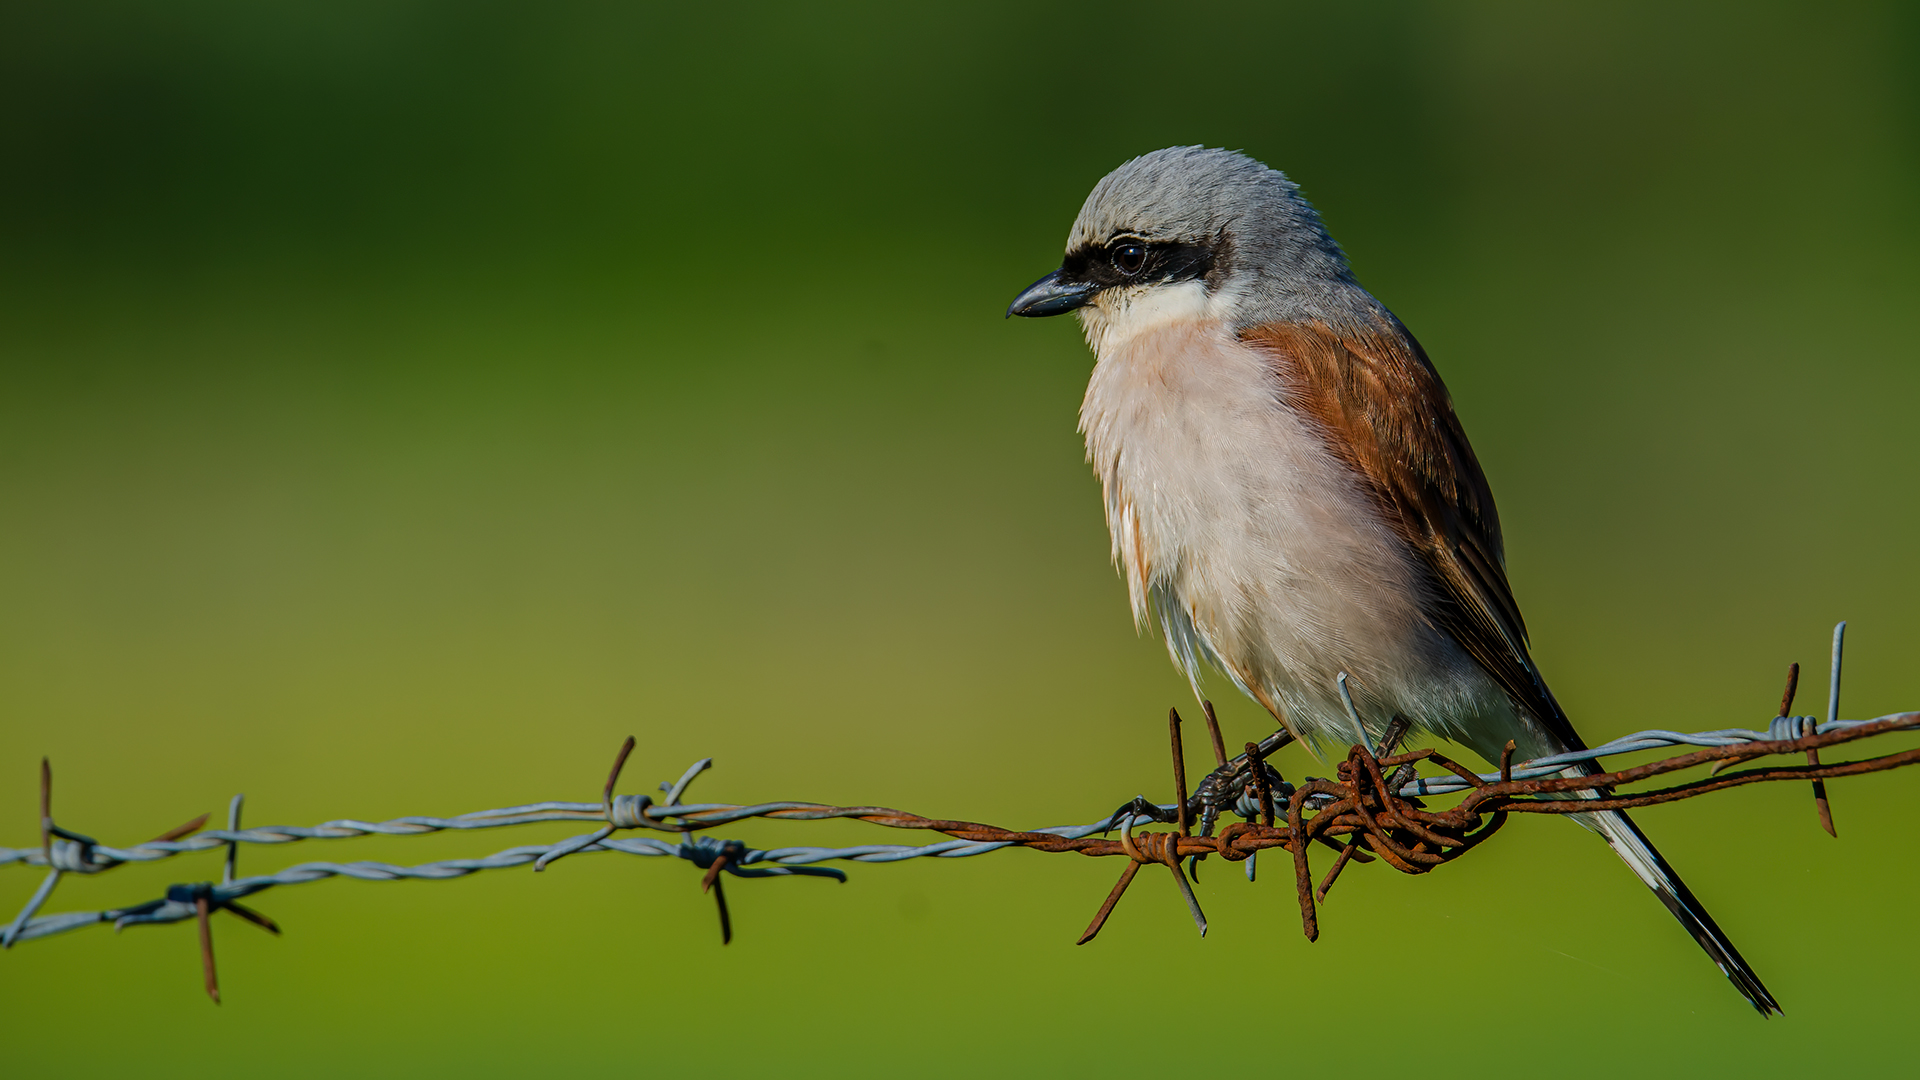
[1593,808,1781,1016]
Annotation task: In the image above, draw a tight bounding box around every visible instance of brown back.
[1242,319,1581,751]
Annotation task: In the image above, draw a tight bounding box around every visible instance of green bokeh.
[3,2,1917,1075]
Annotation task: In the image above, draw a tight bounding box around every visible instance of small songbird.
[1007,146,1778,1014]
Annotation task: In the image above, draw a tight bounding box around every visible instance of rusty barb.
[4,622,1916,1002]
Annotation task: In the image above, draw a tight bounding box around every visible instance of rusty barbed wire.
[4,622,1916,1002]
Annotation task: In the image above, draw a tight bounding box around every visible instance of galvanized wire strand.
[0,817,1138,944]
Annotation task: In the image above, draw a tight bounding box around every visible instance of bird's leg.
[1376,716,1420,798]
[1376,716,1410,758]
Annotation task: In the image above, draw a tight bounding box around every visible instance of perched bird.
[1007,146,1778,1014]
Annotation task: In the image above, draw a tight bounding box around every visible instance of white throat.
[1074,280,1226,357]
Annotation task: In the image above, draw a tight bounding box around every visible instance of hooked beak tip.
[1006,270,1096,319]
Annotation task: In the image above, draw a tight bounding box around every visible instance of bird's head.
[1006,146,1361,347]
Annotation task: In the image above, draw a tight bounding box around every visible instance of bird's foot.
[1373,716,1422,800]
[1187,728,1296,827]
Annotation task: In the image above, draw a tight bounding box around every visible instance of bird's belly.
[1079,319,1513,749]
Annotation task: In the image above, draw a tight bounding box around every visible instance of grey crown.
[1067,146,1381,329]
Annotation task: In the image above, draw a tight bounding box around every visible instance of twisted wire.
[4,710,1916,948]
[0,714,1888,875]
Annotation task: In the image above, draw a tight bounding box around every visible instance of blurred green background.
[3,2,1916,1075]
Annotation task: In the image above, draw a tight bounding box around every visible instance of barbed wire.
[5,622,1916,1003]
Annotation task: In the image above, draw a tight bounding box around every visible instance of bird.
[1006,146,1778,1015]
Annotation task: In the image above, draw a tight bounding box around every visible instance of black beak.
[1005,270,1096,318]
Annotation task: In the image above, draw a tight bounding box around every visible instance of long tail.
[1584,806,1781,1015]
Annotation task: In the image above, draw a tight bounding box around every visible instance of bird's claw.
[1102,795,1177,835]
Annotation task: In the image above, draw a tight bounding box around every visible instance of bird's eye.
[1111,243,1147,276]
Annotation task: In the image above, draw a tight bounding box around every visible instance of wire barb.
[125,880,284,1004]
[3,759,206,949]
[1201,700,1229,768]
[1815,626,1844,835]
[534,735,649,872]
[1169,708,1191,838]
[1075,861,1139,945]
[39,757,50,867]
[196,894,218,1005]
[223,795,244,886]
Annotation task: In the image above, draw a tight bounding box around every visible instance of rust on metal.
[1076,861,1140,945]
[1169,708,1190,837]
[1246,742,1275,828]
[196,894,219,1005]
[1201,700,1229,767]
[604,735,637,813]
[700,853,729,892]
[1776,661,1837,837]
[150,815,210,844]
